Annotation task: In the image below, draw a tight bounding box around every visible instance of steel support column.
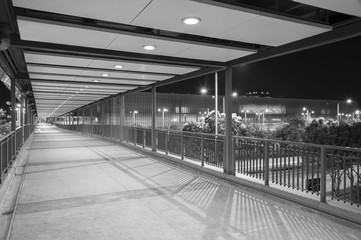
[11,78,16,131]
[152,86,156,152]
[224,67,234,175]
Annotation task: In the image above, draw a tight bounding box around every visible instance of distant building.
[59,92,359,130]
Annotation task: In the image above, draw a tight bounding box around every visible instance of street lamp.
[241,109,249,122]
[302,107,309,120]
[158,108,168,129]
[355,110,360,120]
[130,110,138,126]
[337,99,352,121]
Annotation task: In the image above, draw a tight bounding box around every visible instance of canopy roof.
[0,0,360,118]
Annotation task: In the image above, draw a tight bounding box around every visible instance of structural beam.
[10,34,227,68]
[11,78,16,131]
[224,67,234,175]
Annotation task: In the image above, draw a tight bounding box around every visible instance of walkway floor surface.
[4,124,361,239]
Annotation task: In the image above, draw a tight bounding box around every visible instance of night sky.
[158,35,361,107]
[1,35,360,110]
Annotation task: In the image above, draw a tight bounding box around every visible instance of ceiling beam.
[26,62,178,77]
[10,34,227,68]
[16,75,143,88]
[33,90,111,96]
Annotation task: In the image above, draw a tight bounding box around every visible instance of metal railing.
[55,123,361,207]
[234,136,361,206]
[0,124,36,185]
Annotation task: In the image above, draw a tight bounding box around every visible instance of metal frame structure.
[1,0,361,175]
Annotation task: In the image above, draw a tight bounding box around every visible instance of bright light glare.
[143,45,156,51]
[232,92,237,97]
[201,88,207,94]
[182,17,201,25]
[347,99,352,104]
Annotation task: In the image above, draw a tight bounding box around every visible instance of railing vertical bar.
[264,141,269,186]
[201,134,204,167]
[181,131,184,160]
[297,148,300,189]
[165,131,169,155]
[320,146,326,203]
[292,151,295,188]
[306,152,309,192]
[357,159,360,206]
[343,157,347,202]
[288,146,291,187]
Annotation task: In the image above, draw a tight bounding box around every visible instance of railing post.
[181,131,184,160]
[165,131,169,155]
[201,134,204,167]
[320,146,326,203]
[143,129,146,148]
[264,141,269,186]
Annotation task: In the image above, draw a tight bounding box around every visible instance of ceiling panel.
[29,73,154,86]
[28,66,84,75]
[24,52,94,67]
[218,13,331,46]
[88,59,199,75]
[18,19,255,62]
[132,0,259,38]
[13,0,152,24]
[18,19,118,49]
[107,33,255,61]
[294,0,361,17]
[25,52,200,75]
[79,69,171,81]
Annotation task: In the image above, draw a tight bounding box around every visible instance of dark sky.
[158,35,361,107]
[1,35,361,110]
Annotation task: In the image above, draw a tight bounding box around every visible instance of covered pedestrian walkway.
[1,123,361,240]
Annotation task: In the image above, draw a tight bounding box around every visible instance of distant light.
[114,65,124,69]
[158,108,161,112]
[101,73,110,77]
[302,107,307,111]
[347,99,352,104]
[182,17,201,25]
[163,108,168,112]
[232,92,237,97]
[93,79,100,82]
[201,88,207,94]
[143,45,156,51]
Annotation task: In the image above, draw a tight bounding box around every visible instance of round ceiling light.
[101,73,110,77]
[143,45,156,51]
[93,80,100,82]
[182,17,201,25]
[114,65,124,69]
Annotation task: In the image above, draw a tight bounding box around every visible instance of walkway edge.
[0,132,35,240]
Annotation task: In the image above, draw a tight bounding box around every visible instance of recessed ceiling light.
[114,65,124,69]
[80,89,84,91]
[101,73,110,77]
[75,91,79,94]
[84,86,89,88]
[143,45,156,51]
[93,80,100,82]
[182,17,201,25]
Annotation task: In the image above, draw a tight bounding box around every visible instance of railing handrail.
[233,135,361,153]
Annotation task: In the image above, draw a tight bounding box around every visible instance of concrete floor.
[4,124,361,240]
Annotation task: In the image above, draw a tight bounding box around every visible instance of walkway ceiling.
[0,0,360,118]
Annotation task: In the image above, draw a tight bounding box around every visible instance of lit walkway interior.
[4,123,361,240]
